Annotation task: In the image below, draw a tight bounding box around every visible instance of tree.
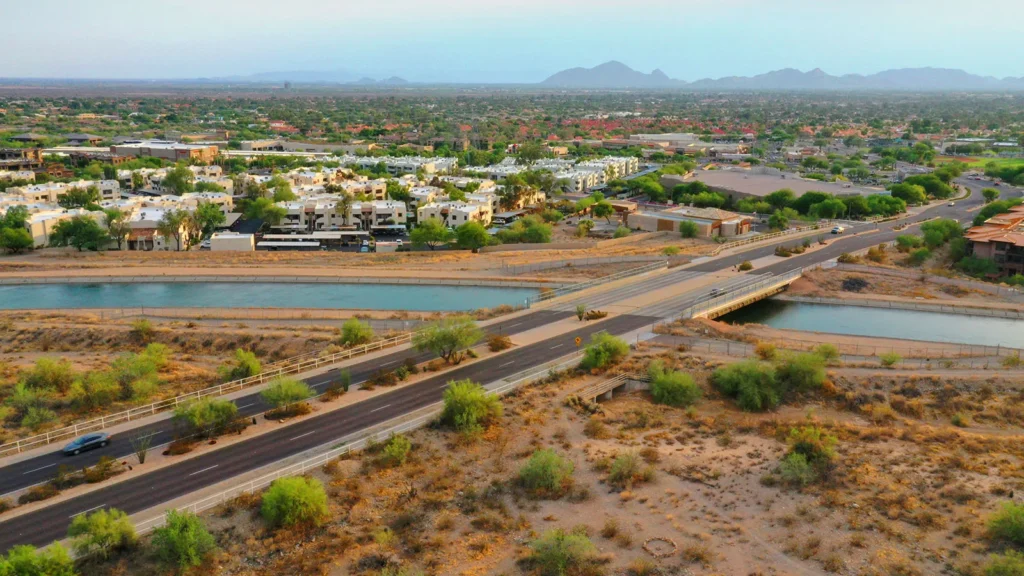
[647,360,702,407]
[57,186,100,209]
[903,174,953,199]
[679,221,699,238]
[244,197,286,226]
[162,165,195,195]
[810,198,847,219]
[592,201,614,223]
[889,183,927,205]
[768,210,790,231]
[260,377,314,409]
[50,216,108,251]
[103,208,132,250]
[579,332,629,371]
[261,476,329,529]
[157,209,189,251]
[266,175,295,202]
[193,202,226,239]
[172,397,238,438]
[130,171,145,191]
[152,510,216,573]
[440,379,502,435]
[67,507,137,559]
[711,360,780,411]
[0,544,76,576]
[983,188,1001,203]
[455,220,490,250]
[385,180,410,202]
[413,315,482,364]
[765,189,796,210]
[0,227,33,254]
[498,174,529,209]
[338,317,374,346]
[516,142,546,165]
[410,217,453,251]
[574,219,594,238]
[518,449,574,498]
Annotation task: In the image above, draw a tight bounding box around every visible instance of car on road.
[359,246,369,253]
[831,226,845,235]
[709,288,725,297]
[63,432,110,456]
[948,201,956,207]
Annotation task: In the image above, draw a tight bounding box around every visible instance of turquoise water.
[0,282,538,312]
[721,300,1024,348]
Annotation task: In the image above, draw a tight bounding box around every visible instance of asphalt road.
[0,309,572,496]
[0,313,658,551]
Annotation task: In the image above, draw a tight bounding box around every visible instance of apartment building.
[0,148,44,171]
[965,205,1024,276]
[350,201,407,230]
[417,201,492,227]
[110,141,219,164]
[7,180,121,203]
[24,208,105,247]
[0,170,35,182]
[336,154,458,176]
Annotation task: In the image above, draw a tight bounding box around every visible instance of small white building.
[210,232,254,252]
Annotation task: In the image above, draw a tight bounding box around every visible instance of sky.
[2,0,1022,82]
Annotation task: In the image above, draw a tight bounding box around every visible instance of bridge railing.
[528,261,666,304]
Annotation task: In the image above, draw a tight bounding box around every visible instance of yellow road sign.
[574,336,582,347]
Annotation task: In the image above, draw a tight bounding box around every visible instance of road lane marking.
[499,361,515,367]
[381,360,397,367]
[370,404,392,413]
[550,344,563,349]
[236,403,253,409]
[24,463,56,475]
[69,504,105,518]
[188,465,219,477]
[290,431,315,441]
[507,323,522,328]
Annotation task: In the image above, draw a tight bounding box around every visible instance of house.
[627,206,751,238]
[10,133,46,143]
[63,133,104,146]
[965,205,1024,276]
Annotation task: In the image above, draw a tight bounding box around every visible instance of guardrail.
[709,225,821,256]
[0,333,414,457]
[571,374,628,401]
[132,350,586,536]
[529,262,666,304]
[502,256,668,276]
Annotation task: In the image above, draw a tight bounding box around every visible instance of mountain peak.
[541,61,679,88]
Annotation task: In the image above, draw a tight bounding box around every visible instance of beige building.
[111,141,219,164]
[417,201,492,227]
[627,206,751,238]
[210,232,255,252]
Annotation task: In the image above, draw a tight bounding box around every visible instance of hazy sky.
[3,0,1022,82]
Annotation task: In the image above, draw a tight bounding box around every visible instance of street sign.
[574,336,582,347]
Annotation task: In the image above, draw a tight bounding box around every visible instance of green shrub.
[907,248,931,266]
[738,260,753,271]
[440,379,502,436]
[775,353,826,392]
[260,377,314,409]
[613,226,631,238]
[518,449,575,498]
[68,372,120,410]
[579,332,629,371]
[172,397,238,438]
[21,406,57,430]
[815,344,840,363]
[895,234,923,252]
[880,352,902,367]
[989,502,1024,545]
[679,221,699,239]
[662,246,681,255]
[1,544,76,576]
[152,510,216,572]
[711,360,780,411]
[218,348,261,381]
[130,318,154,343]
[22,358,76,393]
[648,361,702,408]
[261,476,329,529]
[777,452,816,487]
[380,434,412,467]
[985,550,1024,576]
[524,528,599,576]
[607,452,654,488]
[67,507,137,559]
[338,318,375,346]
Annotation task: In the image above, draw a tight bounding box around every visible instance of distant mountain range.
[222,69,408,85]
[540,61,1024,91]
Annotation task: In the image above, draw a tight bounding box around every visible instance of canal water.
[720,299,1024,349]
[0,282,538,312]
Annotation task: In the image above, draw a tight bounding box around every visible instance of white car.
[948,201,955,207]
[831,226,845,235]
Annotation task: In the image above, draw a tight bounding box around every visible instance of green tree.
[889,183,927,205]
[455,220,490,250]
[385,180,410,202]
[103,207,132,250]
[172,397,238,438]
[711,360,780,411]
[647,360,702,407]
[765,189,796,210]
[412,315,482,364]
[67,507,137,559]
[518,449,574,498]
[579,332,629,371]
[162,165,195,195]
[410,217,453,250]
[775,353,826,392]
[193,202,226,239]
[151,510,216,573]
[218,348,261,381]
[260,377,314,409]
[810,198,847,219]
[57,186,100,209]
[592,201,614,223]
[266,175,295,201]
[516,142,547,165]
[983,188,1001,203]
[0,227,33,254]
[23,357,77,393]
[50,216,109,251]
[679,221,699,238]
[0,544,76,576]
[440,379,502,435]
[261,476,329,529]
[768,210,790,231]
[338,317,374,346]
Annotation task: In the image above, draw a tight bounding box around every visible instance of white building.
[210,232,254,252]
[417,201,492,227]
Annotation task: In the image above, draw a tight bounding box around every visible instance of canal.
[0,282,539,312]
[720,299,1024,349]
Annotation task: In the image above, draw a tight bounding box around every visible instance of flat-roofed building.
[417,201,492,227]
[210,232,255,252]
[627,206,751,238]
[111,141,219,164]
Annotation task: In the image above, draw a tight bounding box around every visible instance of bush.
[22,357,77,393]
[865,245,887,263]
[776,353,826,392]
[261,476,329,529]
[172,397,238,438]
[380,434,412,467]
[986,550,1024,576]
[67,507,137,558]
[21,406,57,430]
[989,502,1024,545]
[880,352,902,367]
[18,482,59,505]
[607,452,654,488]
[815,344,840,363]
[662,246,680,255]
[777,452,816,487]
[907,248,931,266]
[218,348,261,381]
[488,334,512,352]
[524,528,599,576]
[518,449,575,498]
[647,361,701,408]
[260,377,314,409]
[338,318,374,347]
[787,425,837,469]
[754,342,777,360]
[711,360,780,411]
[412,315,483,365]
[613,226,631,238]
[679,221,699,239]
[579,332,629,371]
[152,510,216,572]
[738,260,753,271]
[440,379,502,436]
[1,544,75,576]
[895,234,923,252]
[130,318,154,343]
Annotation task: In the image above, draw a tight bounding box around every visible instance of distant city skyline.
[3,0,1022,82]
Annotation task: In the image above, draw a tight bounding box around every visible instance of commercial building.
[682,168,885,200]
[965,205,1024,276]
[417,201,492,227]
[627,206,751,238]
[110,141,219,164]
[210,232,255,252]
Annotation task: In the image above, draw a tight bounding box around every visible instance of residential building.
[210,232,255,252]
[0,148,44,171]
[417,201,492,227]
[63,133,104,146]
[0,170,35,182]
[627,206,751,238]
[23,208,105,247]
[351,200,407,230]
[110,140,219,164]
[965,205,1024,276]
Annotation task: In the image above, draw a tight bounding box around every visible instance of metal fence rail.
[709,225,821,256]
[529,261,666,304]
[502,256,668,276]
[0,333,414,457]
[132,350,586,536]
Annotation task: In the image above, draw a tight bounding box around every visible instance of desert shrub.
[523,528,599,576]
[152,510,216,572]
[986,550,1024,576]
[380,434,412,467]
[579,332,629,371]
[261,476,329,529]
[754,342,777,360]
[172,397,238,438]
[711,360,780,411]
[67,507,137,558]
[21,406,57,430]
[1003,354,1022,369]
[613,226,631,238]
[787,426,837,471]
[218,348,261,381]
[260,377,314,409]
[607,452,654,488]
[488,334,513,352]
[865,245,887,263]
[880,352,902,367]
[738,260,754,271]
[679,221,700,238]
[778,453,816,487]
[440,379,502,436]
[662,246,680,255]
[22,358,77,393]
[130,318,154,343]
[647,361,701,408]
[518,449,575,498]
[837,252,859,264]
[895,235,923,252]
[18,483,59,505]
[338,318,375,347]
[989,502,1024,545]
[776,353,827,392]
[815,344,840,363]
[907,248,931,266]
[1,544,75,576]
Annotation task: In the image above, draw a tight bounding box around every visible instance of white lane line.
[188,465,219,477]
[24,463,57,475]
[507,322,522,328]
[69,504,105,518]
[236,403,253,409]
[370,404,392,413]
[290,431,315,441]
[500,361,515,367]
[381,360,398,367]
[550,344,563,349]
